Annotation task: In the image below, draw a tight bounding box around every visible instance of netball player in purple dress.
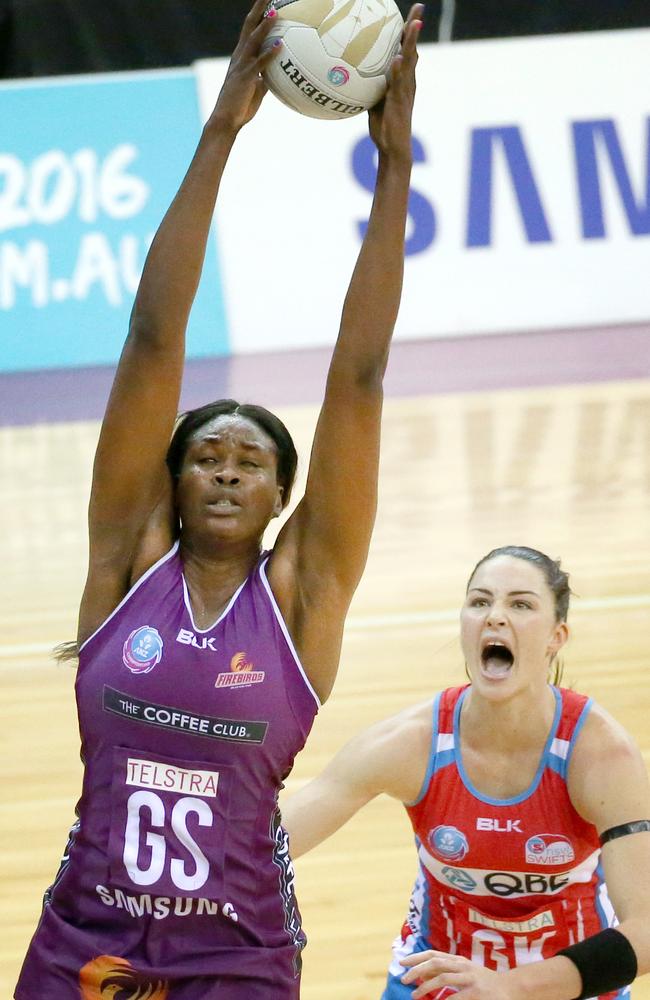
[14,2,422,997]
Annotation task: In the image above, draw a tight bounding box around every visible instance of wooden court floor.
[1,376,649,998]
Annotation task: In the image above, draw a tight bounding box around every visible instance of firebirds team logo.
[79,954,169,999]
[122,626,164,674]
[215,651,266,689]
[428,825,470,862]
[526,833,575,865]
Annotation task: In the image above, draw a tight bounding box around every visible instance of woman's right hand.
[401,952,519,1000]
[209,0,282,134]
[368,2,422,162]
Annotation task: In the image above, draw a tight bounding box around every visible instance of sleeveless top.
[388,685,628,1000]
[16,543,320,999]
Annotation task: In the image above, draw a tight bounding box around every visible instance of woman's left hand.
[401,950,519,999]
[368,2,422,159]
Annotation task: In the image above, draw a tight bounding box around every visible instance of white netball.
[262,0,404,120]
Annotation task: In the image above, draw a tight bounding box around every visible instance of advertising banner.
[2,29,648,374]
[0,70,227,372]
[196,29,650,352]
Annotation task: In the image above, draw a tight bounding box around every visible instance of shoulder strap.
[407,687,466,807]
[438,684,466,734]
[547,687,593,780]
[79,541,180,655]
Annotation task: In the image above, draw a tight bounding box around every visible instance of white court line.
[1,594,649,663]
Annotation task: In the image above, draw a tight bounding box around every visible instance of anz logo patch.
[428,825,469,862]
[176,628,217,652]
[122,626,164,674]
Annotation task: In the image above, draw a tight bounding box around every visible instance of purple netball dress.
[16,543,319,1000]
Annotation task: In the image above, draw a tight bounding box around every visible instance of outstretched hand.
[210,0,282,134]
[369,2,423,159]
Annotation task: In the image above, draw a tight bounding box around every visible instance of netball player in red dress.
[282,546,650,999]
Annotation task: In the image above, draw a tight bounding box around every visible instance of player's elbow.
[326,353,388,403]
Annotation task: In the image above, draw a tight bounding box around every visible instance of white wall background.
[196,29,650,353]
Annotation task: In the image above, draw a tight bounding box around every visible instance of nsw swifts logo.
[525,833,575,866]
[122,626,164,674]
[215,652,265,690]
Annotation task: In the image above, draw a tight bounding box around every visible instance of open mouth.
[207,498,240,514]
[480,642,514,679]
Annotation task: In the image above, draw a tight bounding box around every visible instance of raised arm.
[79,0,280,643]
[270,5,423,699]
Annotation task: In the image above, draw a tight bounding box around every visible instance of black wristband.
[557,928,637,1000]
[600,819,650,845]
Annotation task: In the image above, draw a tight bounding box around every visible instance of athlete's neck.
[180,540,262,630]
[461,682,557,755]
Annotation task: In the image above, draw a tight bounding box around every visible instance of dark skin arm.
[269,6,422,700]
[78,0,280,646]
[78,2,422,710]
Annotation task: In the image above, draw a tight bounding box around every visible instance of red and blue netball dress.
[16,543,319,1000]
[383,685,629,1000]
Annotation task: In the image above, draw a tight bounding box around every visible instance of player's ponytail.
[53,640,79,665]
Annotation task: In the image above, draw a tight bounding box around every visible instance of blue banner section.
[0,70,228,373]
